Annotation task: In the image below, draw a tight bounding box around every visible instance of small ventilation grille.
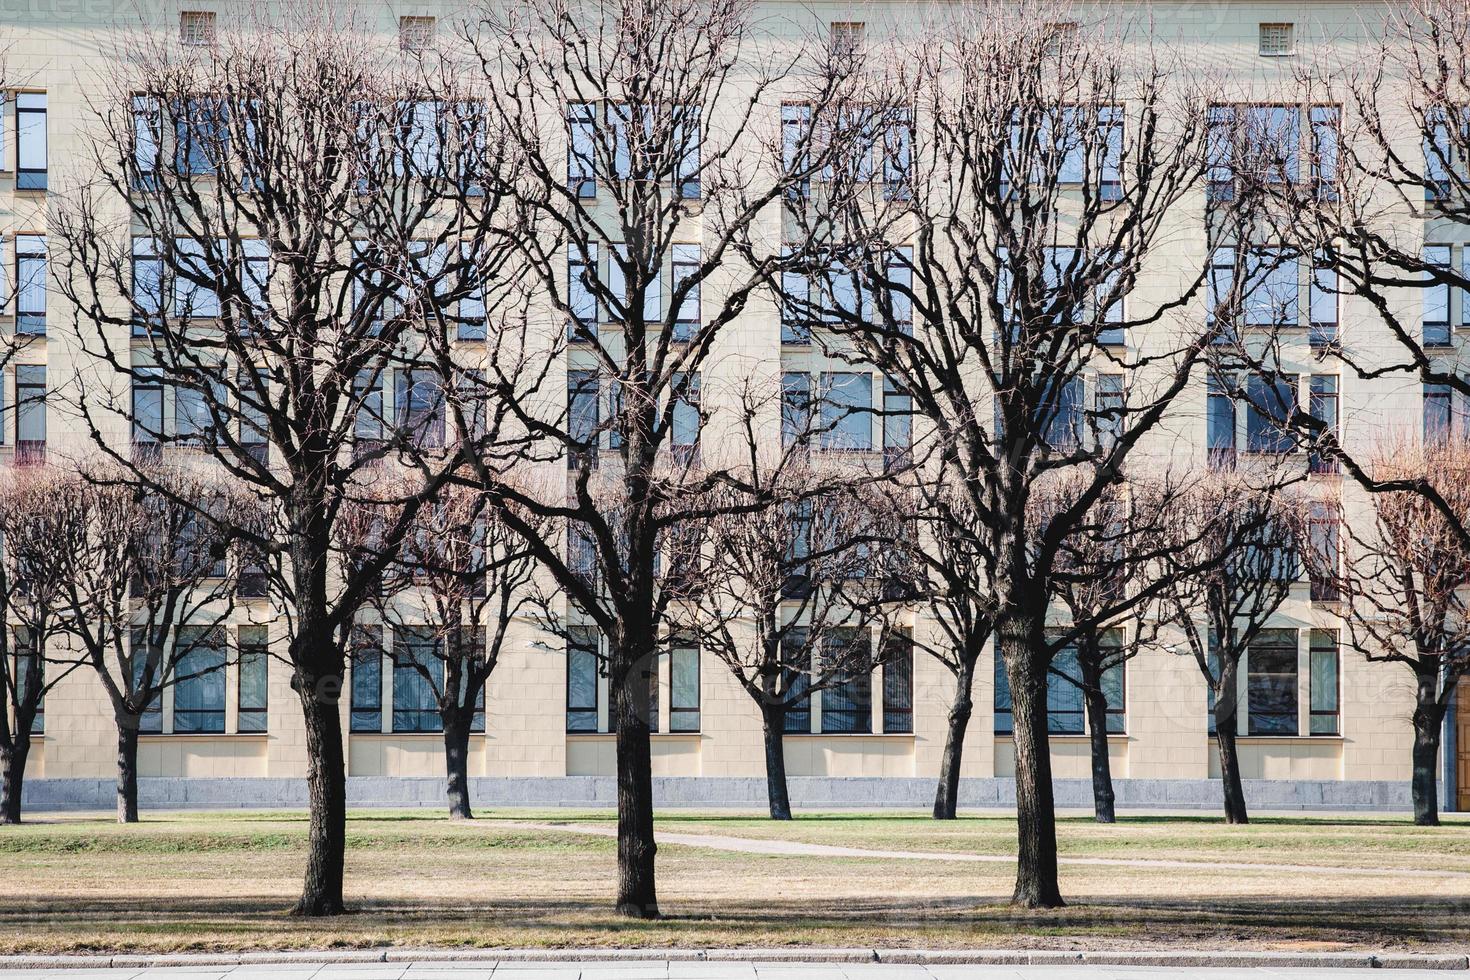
[1259,23,1295,57]
[399,16,436,52]
[180,11,216,47]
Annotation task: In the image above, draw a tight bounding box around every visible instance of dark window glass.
[237,625,268,733]
[1248,629,1298,735]
[393,629,443,733]
[350,627,383,733]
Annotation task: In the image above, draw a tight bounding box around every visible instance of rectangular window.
[781,627,811,733]
[353,370,385,449]
[1096,374,1124,453]
[16,94,46,190]
[237,626,268,733]
[1309,629,1340,735]
[781,260,811,344]
[1206,106,1236,202]
[1245,372,1297,454]
[670,372,700,450]
[1040,376,1083,451]
[132,96,160,187]
[566,626,600,732]
[1425,382,1457,444]
[173,237,220,319]
[821,629,871,734]
[883,108,913,200]
[881,629,913,734]
[1248,629,1299,735]
[173,628,227,733]
[670,244,701,342]
[994,652,1013,734]
[15,364,44,464]
[396,369,446,449]
[1308,500,1341,602]
[567,103,597,198]
[568,369,600,467]
[1311,107,1339,201]
[607,243,660,325]
[674,104,701,199]
[670,645,700,732]
[176,97,226,176]
[392,628,443,733]
[1047,647,1087,735]
[129,628,162,734]
[1309,251,1338,347]
[818,372,872,451]
[882,376,911,468]
[350,626,383,733]
[1425,244,1452,346]
[1206,246,1235,341]
[1308,374,1339,473]
[568,244,597,342]
[15,235,45,334]
[458,242,487,340]
[1244,249,1299,327]
[1425,107,1458,201]
[132,368,163,455]
[782,104,812,200]
[132,237,163,335]
[782,372,811,447]
[14,646,43,734]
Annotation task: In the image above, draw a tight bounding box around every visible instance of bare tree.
[456,0,864,916]
[769,1,1225,905]
[53,467,258,823]
[345,480,542,820]
[673,460,902,820]
[1158,475,1301,825]
[0,468,89,824]
[52,10,520,913]
[1312,437,1470,825]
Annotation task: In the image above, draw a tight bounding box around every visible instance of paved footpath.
[1,962,1469,980]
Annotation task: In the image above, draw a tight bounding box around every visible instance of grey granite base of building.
[19,774,1419,812]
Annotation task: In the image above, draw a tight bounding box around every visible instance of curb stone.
[2,947,1468,971]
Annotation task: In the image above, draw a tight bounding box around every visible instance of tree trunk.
[1081,662,1115,824]
[933,657,976,820]
[1214,657,1248,825]
[761,703,792,820]
[116,722,140,824]
[0,739,27,825]
[612,657,658,918]
[998,608,1064,909]
[443,710,474,821]
[1412,671,1445,827]
[293,676,347,916]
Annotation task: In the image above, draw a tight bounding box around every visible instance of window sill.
[354,731,488,738]
[782,732,916,738]
[1236,734,1344,742]
[566,731,702,737]
[137,732,270,739]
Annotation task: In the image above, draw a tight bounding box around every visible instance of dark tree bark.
[116,720,140,824]
[1080,656,1115,824]
[934,656,977,820]
[443,708,474,821]
[293,672,347,917]
[1214,656,1248,825]
[0,737,29,825]
[611,652,658,918]
[1412,669,1446,827]
[761,702,792,821]
[999,608,1063,909]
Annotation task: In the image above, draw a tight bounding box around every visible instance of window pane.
[350,628,383,733]
[819,372,872,451]
[1248,630,1298,735]
[392,630,443,733]
[670,646,700,732]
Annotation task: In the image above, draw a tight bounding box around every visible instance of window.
[237,626,268,733]
[1309,629,1340,735]
[396,370,445,449]
[15,235,46,334]
[175,378,216,446]
[1309,251,1338,347]
[1423,106,1469,201]
[1208,105,1328,200]
[350,627,384,733]
[129,629,162,734]
[1206,634,1222,736]
[782,372,811,447]
[180,10,216,45]
[1311,107,1340,201]
[995,642,1124,735]
[238,367,269,462]
[568,369,600,467]
[393,629,443,733]
[882,377,911,468]
[1308,375,1338,474]
[1244,249,1299,327]
[16,94,45,190]
[132,96,161,188]
[821,629,871,734]
[132,368,163,455]
[670,372,700,453]
[1245,372,1297,453]
[1206,246,1236,339]
[238,545,268,598]
[1259,22,1295,56]
[781,104,812,200]
[994,653,1013,734]
[883,108,913,200]
[15,364,44,464]
[567,103,597,198]
[670,244,701,342]
[674,104,701,199]
[881,629,913,734]
[173,628,227,733]
[1425,244,1453,347]
[175,97,227,176]
[457,242,486,340]
[568,244,597,342]
[1040,376,1083,451]
[132,237,163,334]
[781,258,811,344]
[1308,500,1341,602]
[818,372,872,451]
[399,15,435,51]
[399,101,444,180]
[669,645,700,732]
[174,237,220,318]
[1425,382,1459,444]
[830,21,865,57]
[566,627,601,732]
[239,240,270,326]
[1096,374,1124,453]
[1247,629,1298,735]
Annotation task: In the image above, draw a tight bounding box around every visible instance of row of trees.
[7,0,1468,923]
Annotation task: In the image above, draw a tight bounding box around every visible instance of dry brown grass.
[0,810,1466,955]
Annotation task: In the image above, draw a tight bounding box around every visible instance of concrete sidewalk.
[3,951,1469,979]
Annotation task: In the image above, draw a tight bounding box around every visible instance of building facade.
[5,0,1469,810]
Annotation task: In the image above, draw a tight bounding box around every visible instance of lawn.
[0,809,1465,956]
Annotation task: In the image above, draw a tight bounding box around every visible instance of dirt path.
[502,819,1470,880]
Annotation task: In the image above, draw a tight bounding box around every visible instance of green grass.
[0,809,1466,956]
